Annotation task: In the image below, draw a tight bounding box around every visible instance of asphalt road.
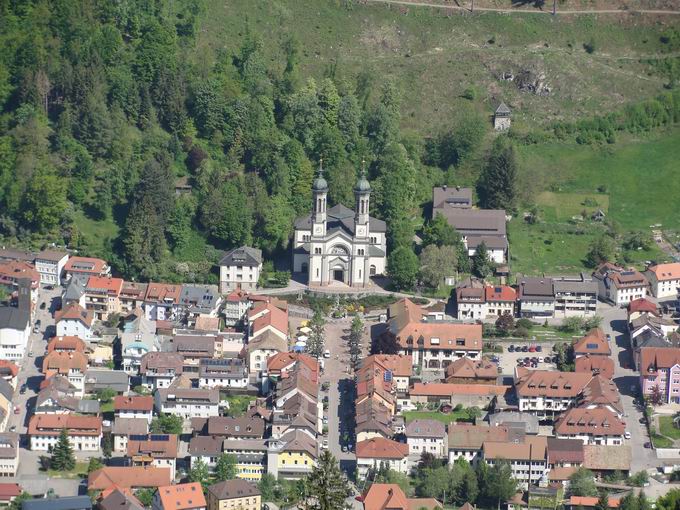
[7,287,82,496]
[600,303,660,474]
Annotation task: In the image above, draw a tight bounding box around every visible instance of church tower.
[354,162,371,238]
[311,160,328,238]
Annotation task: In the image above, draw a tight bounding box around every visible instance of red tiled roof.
[575,354,615,380]
[0,361,18,378]
[86,276,123,295]
[42,351,88,376]
[266,352,319,379]
[157,483,206,510]
[648,263,680,282]
[570,496,620,509]
[144,283,182,304]
[555,407,625,436]
[628,298,659,315]
[28,414,102,436]
[363,354,413,378]
[0,260,40,286]
[114,395,154,412]
[485,285,516,302]
[47,336,86,353]
[251,304,288,336]
[0,484,21,500]
[573,329,611,356]
[64,256,107,275]
[639,347,680,373]
[88,466,172,490]
[445,356,498,381]
[515,369,593,399]
[356,438,408,460]
[127,434,178,459]
[55,303,94,327]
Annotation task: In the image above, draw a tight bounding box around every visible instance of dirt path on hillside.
[363,0,680,15]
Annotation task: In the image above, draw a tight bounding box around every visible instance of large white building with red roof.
[645,262,680,298]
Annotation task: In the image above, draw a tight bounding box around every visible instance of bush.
[515,326,530,338]
[454,403,463,412]
[462,87,477,100]
[583,38,596,54]
[516,318,534,330]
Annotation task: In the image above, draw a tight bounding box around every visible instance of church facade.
[292,165,387,287]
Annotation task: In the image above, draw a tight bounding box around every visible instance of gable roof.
[64,256,107,275]
[47,336,86,353]
[432,186,473,210]
[219,246,262,267]
[582,444,631,471]
[647,262,680,282]
[445,356,498,381]
[361,354,413,378]
[483,435,548,461]
[55,303,94,328]
[42,351,88,375]
[156,483,206,510]
[575,354,615,380]
[127,434,179,459]
[515,369,593,399]
[88,466,172,490]
[144,283,182,304]
[99,488,144,510]
[114,395,154,412]
[555,407,625,436]
[485,285,516,302]
[447,424,509,450]
[628,298,659,315]
[573,329,611,356]
[410,383,508,398]
[639,347,680,373]
[86,276,123,295]
[207,479,260,501]
[356,438,408,460]
[405,419,446,438]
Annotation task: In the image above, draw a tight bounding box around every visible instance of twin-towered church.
[292,163,387,287]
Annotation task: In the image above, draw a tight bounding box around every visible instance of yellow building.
[221,439,266,482]
[266,430,318,479]
[207,479,261,510]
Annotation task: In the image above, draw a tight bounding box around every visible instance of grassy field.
[402,409,477,424]
[535,191,609,222]
[195,0,670,132]
[47,461,89,479]
[658,416,680,440]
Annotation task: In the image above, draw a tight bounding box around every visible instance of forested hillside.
[1,0,679,284]
[0,0,459,284]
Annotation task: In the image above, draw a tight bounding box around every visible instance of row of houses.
[454,261,680,321]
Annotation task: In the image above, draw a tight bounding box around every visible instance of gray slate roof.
[0,305,29,331]
[207,479,260,501]
[98,489,144,510]
[178,284,221,314]
[294,204,387,234]
[495,102,511,115]
[432,186,473,210]
[23,497,92,510]
[433,207,507,237]
[219,246,262,267]
[84,369,129,392]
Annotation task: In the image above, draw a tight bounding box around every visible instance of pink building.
[639,347,680,404]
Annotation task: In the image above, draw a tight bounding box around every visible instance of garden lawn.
[658,416,680,441]
[221,394,252,417]
[47,461,89,479]
[651,431,674,449]
[403,410,474,424]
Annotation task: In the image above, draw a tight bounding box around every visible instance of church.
[292,163,387,287]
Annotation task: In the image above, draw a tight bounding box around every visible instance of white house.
[455,287,487,321]
[646,263,680,299]
[554,408,625,446]
[405,419,447,458]
[55,304,95,340]
[155,379,220,419]
[355,438,409,479]
[198,359,249,389]
[140,352,184,390]
[27,414,102,452]
[594,263,648,306]
[34,251,69,286]
[111,417,149,453]
[0,307,30,361]
[143,283,181,322]
[219,247,263,293]
[114,396,154,423]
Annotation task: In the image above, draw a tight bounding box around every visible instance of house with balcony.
[267,429,319,480]
[482,436,548,489]
[447,424,511,464]
[121,312,159,374]
[177,284,222,326]
[155,377,220,419]
[140,352,184,390]
[34,250,69,286]
[114,395,154,423]
[56,303,95,340]
[0,283,31,360]
[514,369,594,419]
[42,351,88,396]
[84,276,123,321]
[485,285,516,317]
[127,434,179,480]
[356,437,409,479]
[219,247,263,293]
[552,274,598,318]
[445,356,498,385]
[405,419,447,458]
[63,257,110,282]
[143,283,181,321]
[455,286,486,321]
[198,358,248,389]
[517,277,555,318]
[119,283,148,315]
[638,347,680,404]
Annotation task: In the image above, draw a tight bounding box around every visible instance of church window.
[358,249,364,256]
[370,236,377,244]
[314,247,322,255]
[359,270,362,279]
[316,268,320,278]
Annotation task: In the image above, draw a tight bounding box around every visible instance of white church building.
[292,164,387,287]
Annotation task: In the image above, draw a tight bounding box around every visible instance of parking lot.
[492,340,560,375]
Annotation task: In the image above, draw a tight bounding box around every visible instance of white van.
[323,350,331,358]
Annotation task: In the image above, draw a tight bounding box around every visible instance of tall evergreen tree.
[472,242,493,278]
[305,450,350,510]
[50,429,76,471]
[477,137,518,210]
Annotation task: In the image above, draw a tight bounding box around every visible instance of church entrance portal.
[333,270,344,282]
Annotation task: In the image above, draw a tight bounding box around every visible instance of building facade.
[292,165,387,287]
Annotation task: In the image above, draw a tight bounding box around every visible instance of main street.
[599,303,660,473]
[7,286,82,496]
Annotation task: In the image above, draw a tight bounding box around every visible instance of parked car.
[606,334,611,341]
[28,351,33,357]
[538,357,544,363]
[528,345,536,352]
[624,431,632,439]
[522,345,529,352]
[19,385,26,394]
[640,417,647,424]
[535,345,543,352]
[39,302,46,310]
[644,442,652,449]
[13,406,20,415]
[508,345,515,352]
[8,426,15,432]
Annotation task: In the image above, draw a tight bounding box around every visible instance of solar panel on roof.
[586,343,598,349]
[150,434,169,441]
[129,434,148,441]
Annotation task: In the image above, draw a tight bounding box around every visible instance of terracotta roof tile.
[55,303,94,327]
[573,329,611,356]
[555,407,625,436]
[445,356,498,382]
[88,466,172,490]
[648,263,680,281]
[356,438,408,460]
[114,395,154,412]
[157,482,207,510]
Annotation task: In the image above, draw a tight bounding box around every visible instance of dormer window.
[431,337,440,345]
